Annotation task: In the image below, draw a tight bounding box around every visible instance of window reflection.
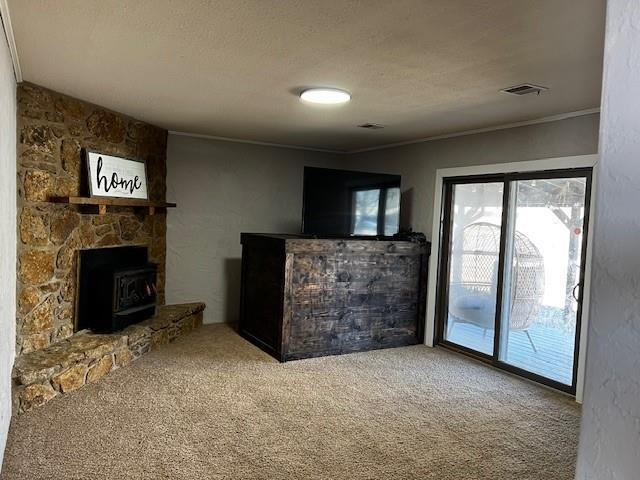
[352,189,380,235]
[351,187,400,236]
[384,187,400,235]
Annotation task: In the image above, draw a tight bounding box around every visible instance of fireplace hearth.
[77,246,158,333]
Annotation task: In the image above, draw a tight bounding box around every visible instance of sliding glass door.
[443,182,504,355]
[437,169,592,393]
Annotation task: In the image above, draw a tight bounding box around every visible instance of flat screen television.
[302,167,401,236]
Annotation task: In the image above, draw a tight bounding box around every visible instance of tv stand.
[238,233,431,361]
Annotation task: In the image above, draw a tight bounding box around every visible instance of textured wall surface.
[16,83,167,355]
[0,23,17,472]
[345,114,600,236]
[166,135,341,324]
[576,1,640,478]
[167,115,601,325]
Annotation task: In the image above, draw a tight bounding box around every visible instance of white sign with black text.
[86,151,149,200]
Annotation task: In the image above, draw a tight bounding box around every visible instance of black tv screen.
[302,167,401,236]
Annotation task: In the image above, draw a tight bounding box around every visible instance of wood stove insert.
[77,246,158,333]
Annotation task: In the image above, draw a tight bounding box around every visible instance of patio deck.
[446,320,576,386]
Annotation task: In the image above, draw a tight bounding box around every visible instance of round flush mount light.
[300,88,351,105]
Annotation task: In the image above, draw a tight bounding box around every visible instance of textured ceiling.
[7,0,605,152]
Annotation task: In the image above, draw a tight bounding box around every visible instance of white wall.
[576,1,640,478]
[346,113,600,237]
[0,20,17,472]
[166,134,341,324]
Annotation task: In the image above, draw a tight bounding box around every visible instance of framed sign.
[86,151,149,200]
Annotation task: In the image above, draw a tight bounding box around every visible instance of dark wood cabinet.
[239,233,430,361]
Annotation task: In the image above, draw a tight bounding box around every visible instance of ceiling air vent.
[358,123,385,130]
[500,83,548,96]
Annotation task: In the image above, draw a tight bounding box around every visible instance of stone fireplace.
[13,83,205,414]
[16,83,167,355]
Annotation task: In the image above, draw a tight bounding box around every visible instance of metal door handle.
[572,283,581,302]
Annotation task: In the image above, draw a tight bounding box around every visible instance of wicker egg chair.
[448,222,545,351]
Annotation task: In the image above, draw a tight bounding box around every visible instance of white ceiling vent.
[358,123,385,129]
[500,83,548,96]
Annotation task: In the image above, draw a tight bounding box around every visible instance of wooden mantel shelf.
[49,197,177,215]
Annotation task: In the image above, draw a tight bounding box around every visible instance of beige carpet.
[1,325,580,480]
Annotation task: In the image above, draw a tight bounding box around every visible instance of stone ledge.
[13,302,205,413]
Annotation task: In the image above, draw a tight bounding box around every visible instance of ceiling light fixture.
[300,88,351,105]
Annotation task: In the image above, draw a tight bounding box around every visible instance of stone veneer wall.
[16,83,167,355]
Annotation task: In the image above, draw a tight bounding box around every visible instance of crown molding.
[0,0,22,82]
[172,108,600,156]
[169,130,346,155]
[348,108,601,154]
